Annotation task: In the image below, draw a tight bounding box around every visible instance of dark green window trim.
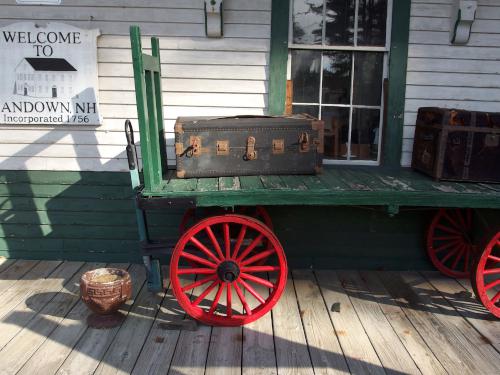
[383,0,411,168]
[268,0,411,167]
[268,0,289,116]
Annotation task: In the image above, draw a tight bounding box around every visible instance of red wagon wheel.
[472,231,500,318]
[426,208,475,278]
[170,214,287,326]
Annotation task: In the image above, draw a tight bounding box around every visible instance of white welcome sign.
[0,22,101,125]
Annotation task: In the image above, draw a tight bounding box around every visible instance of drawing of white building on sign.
[14,57,77,98]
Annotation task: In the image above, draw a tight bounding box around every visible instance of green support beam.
[268,0,290,116]
[383,0,412,168]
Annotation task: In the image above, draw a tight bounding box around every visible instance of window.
[289,0,391,164]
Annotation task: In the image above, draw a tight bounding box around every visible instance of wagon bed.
[140,166,500,210]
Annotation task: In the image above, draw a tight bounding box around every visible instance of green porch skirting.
[2,170,495,269]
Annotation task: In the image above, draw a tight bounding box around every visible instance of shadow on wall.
[0,89,181,262]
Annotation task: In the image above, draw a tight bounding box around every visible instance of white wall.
[0,0,271,171]
[2,0,499,171]
[402,0,500,166]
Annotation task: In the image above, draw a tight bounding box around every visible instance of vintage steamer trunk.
[174,115,324,178]
[412,107,500,183]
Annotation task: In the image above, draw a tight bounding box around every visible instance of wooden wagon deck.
[141,167,500,209]
[0,258,499,375]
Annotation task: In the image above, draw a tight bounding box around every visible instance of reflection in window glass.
[351,108,380,160]
[291,50,321,103]
[292,105,319,118]
[322,52,352,105]
[357,0,387,46]
[292,0,323,44]
[325,0,355,46]
[321,107,350,159]
[353,52,383,106]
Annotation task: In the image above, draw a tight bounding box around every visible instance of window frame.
[287,0,393,166]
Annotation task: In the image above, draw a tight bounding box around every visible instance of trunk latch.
[244,136,257,160]
[299,132,310,152]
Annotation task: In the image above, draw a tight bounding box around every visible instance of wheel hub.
[217,260,240,282]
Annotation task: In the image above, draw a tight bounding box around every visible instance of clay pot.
[80,268,132,328]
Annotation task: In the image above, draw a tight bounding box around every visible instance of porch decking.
[0,258,499,375]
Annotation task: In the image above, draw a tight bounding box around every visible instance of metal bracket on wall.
[136,196,196,210]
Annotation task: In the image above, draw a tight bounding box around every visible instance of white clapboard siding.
[402,0,500,166]
[99,92,268,108]
[97,36,270,52]
[98,63,268,80]
[99,77,268,94]
[0,1,270,171]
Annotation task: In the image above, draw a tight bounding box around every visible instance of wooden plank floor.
[0,258,499,375]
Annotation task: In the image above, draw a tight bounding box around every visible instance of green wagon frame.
[126,27,500,325]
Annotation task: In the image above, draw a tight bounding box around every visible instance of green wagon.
[126,26,500,325]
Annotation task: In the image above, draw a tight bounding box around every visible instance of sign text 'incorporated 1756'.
[0,22,101,125]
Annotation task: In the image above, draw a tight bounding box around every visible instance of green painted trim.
[383,0,411,168]
[268,0,289,116]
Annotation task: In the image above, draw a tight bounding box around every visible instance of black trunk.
[174,115,324,178]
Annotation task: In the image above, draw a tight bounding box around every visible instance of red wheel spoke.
[488,255,500,263]
[466,209,472,230]
[177,268,216,275]
[433,235,462,241]
[451,245,464,270]
[433,240,461,254]
[232,225,247,259]
[464,247,470,273]
[239,278,266,305]
[484,268,500,275]
[234,281,252,315]
[443,211,461,230]
[440,247,460,265]
[226,283,232,317]
[205,226,224,260]
[190,236,221,264]
[192,279,219,306]
[484,279,500,291]
[181,252,217,269]
[435,224,462,235]
[236,234,265,262]
[209,283,225,314]
[224,223,230,258]
[241,265,280,273]
[241,248,276,267]
[241,272,274,289]
[455,209,467,230]
[182,274,218,292]
[491,291,500,304]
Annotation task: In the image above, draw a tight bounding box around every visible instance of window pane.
[291,50,321,103]
[325,0,355,46]
[292,105,319,118]
[353,52,383,106]
[321,106,350,159]
[351,108,380,161]
[322,52,352,105]
[292,0,323,44]
[357,0,387,46]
